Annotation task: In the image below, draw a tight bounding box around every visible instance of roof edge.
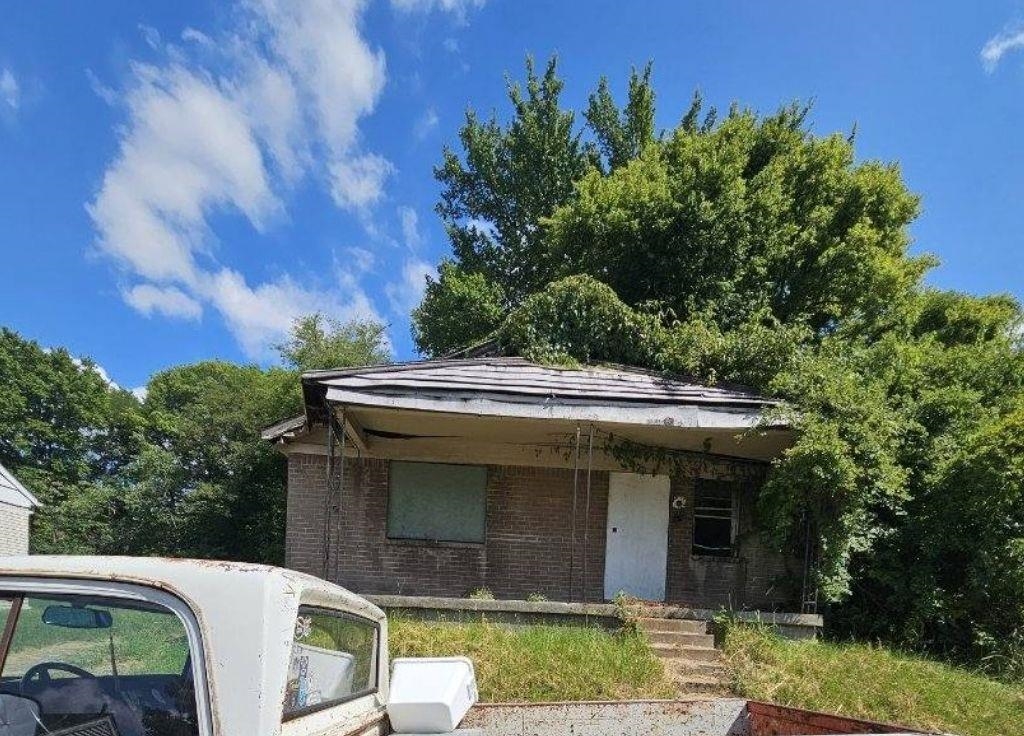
[0,462,41,508]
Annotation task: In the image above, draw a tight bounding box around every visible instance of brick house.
[265,357,804,610]
[0,461,40,556]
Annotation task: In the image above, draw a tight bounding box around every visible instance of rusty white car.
[0,557,936,736]
[0,557,392,736]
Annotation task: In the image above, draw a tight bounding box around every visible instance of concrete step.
[672,659,729,677]
[645,630,715,648]
[637,617,707,635]
[651,643,722,663]
[670,672,730,695]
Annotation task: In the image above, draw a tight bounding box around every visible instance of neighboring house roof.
[0,461,41,509]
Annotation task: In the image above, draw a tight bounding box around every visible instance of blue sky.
[1,1,1023,392]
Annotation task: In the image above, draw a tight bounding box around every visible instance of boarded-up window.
[387,461,486,543]
[692,480,737,557]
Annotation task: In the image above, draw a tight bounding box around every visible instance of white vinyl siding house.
[0,462,40,555]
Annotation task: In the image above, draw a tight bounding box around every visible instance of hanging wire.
[322,413,335,579]
[569,424,581,601]
[582,423,594,602]
[332,407,348,583]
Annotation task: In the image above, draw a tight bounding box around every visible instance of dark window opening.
[692,480,737,557]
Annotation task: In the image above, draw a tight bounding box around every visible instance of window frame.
[385,460,488,545]
[281,605,381,722]
[691,479,740,558]
[0,579,213,736]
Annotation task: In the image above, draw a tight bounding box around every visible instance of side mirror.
[42,604,113,629]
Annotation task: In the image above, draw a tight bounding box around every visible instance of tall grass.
[388,616,674,702]
[721,622,1024,736]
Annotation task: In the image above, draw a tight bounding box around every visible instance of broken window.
[387,461,487,543]
[692,480,737,557]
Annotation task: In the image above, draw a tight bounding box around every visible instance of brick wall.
[665,475,796,609]
[285,453,797,609]
[0,503,31,556]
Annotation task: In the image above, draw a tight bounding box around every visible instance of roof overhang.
[323,386,769,429]
[266,357,794,467]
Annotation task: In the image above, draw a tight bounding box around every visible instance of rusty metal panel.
[462,699,750,736]
[744,701,933,735]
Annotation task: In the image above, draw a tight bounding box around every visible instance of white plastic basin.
[387,656,478,734]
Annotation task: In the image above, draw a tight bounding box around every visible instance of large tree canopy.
[0,315,390,563]
[413,58,1024,675]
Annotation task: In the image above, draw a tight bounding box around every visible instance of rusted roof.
[302,357,772,409]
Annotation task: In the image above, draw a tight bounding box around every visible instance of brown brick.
[285,454,798,609]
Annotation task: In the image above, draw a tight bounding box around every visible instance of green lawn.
[721,623,1024,736]
[388,616,674,702]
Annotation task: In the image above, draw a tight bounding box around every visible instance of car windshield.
[0,594,198,736]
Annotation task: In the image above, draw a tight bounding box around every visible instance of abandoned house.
[264,357,804,610]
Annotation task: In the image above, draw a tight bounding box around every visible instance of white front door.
[603,472,670,601]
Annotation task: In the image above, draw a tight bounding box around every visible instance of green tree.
[278,314,389,371]
[414,59,1024,672]
[0,328,144,553]
[418,56,657,354]
[1,315,390,563]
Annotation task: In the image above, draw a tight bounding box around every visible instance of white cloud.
[89,0,392,358]
[398,206,422,248]
[124,284,203,320]
[86,68,118,105]
[982,25,1024,72]
[346,246,376,274]
[391,0,486,22]
[1,68,19,110]
[386,258,435,316]
[203,268,383,358]
[256,0,386,184]
[139,23,162,50]
[89,63,281,284]
[466,216,497,239]
[329,153,393,210]
[131,385,149,402]
[442,38,459,53]
[181,27,212,46]
[70,356,120,390]
[413,107,439,140]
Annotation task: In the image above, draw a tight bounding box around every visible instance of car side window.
[283,607,378,719]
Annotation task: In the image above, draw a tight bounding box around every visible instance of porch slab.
[365,594,823,639]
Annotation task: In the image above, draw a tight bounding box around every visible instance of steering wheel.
[20,662,97,693]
